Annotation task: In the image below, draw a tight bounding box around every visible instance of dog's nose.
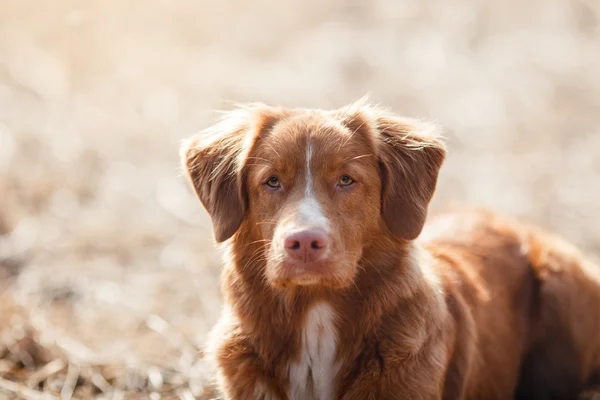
[284,228,329,263]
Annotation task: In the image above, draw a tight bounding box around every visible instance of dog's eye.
[265,176,281,189]
[338,175,354,187]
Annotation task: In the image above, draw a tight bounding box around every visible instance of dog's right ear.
[181,106,282,243]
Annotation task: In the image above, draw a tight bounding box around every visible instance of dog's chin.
[266,259,357,289]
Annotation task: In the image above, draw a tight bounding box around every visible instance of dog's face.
[244,112,382,288]
[182,100,445,289]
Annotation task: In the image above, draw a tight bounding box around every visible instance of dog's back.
[422,209,600,399]
[515,221,600,399]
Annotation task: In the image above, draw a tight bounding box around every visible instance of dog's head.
[182,99,446,289]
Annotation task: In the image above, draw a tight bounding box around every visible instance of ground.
[0,0,600,398]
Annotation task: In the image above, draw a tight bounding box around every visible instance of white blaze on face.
[294,141,330,230]
[288,302,339,400]
[286,142,340,398]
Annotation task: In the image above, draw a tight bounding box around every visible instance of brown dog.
[181,99,600,399]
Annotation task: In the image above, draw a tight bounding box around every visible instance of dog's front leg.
[340,369,445,400]
[212,344,287,400]
[207,326,288,400]
[339,341,450,400]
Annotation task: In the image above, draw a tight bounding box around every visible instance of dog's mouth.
[266,256,358,289]
[278,260,331,285]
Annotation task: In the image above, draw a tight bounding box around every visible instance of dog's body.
[182,100,600,399]
[423,210,600,399]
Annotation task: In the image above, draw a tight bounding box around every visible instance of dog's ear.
[375,114,446,239]
[337,100,446,240]
[181,106,282,242]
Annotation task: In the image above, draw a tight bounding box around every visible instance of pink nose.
[284,228,329,263]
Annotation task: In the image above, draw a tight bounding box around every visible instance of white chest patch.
[288,302,339,400]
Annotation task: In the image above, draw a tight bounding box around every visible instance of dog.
[181,99,600,399]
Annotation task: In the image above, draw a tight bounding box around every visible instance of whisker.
[289,289,300,313]
[246,156,273,163]
[258,135,283,160]
[246,239,272,246]
[339,119,368,151]
[242,242,271,268]
[244,163,275,168]
[342,154,374,163]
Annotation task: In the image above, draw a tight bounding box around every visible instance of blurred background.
[1,0,600,398]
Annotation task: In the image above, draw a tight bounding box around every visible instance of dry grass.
[1,0,600,398]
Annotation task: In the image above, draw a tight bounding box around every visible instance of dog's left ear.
[336,101,446,240]
[375,114,446,240]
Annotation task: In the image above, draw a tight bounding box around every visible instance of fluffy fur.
[182,98,600,399]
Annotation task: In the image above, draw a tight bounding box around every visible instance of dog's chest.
[288,303,339,400]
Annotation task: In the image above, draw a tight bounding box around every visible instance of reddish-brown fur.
[181,99,600,400]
